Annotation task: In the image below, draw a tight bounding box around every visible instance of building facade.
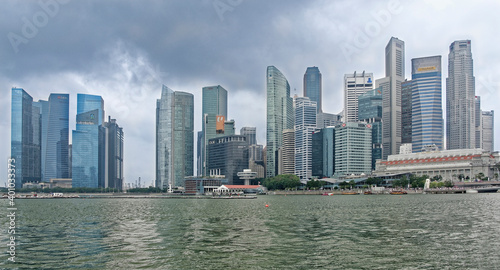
[317,112,342,129]
[335,122,372,177]
[446,40,475,150]
[294,97,317,181]
[240,127,257,145]
[207,135,249,185]
[11,88,42,188]
[344,71,374,123]
[358,87,383,170]
[312,127,335,178]
[266,66,293,177]
[401,80,412,145]
[99,116,124,189]
[278,129,295,175]
[199,85,228,176]
[411,56,444,152]
[156,85,194,189]
[303,66,322,113]
[480,110,494,152]
[378,37,405,160]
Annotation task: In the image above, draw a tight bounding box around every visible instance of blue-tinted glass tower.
[358,88,383,170]
[294,97,317,181]
[412,56,443,152]
[72,94,104,188]
[11,88,41,188]
[304,67,322,113]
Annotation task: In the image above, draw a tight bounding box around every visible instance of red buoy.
[265,204,269,207]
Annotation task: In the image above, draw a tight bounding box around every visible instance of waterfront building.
[411,56,444,152]
[344,71,374,123]
[184,176,228,194]
[479,110,494,152]
[266,66,294,177]
[312,127,335,178]
[358,87,383,170]
[40,94,70,182]
[401,80,412,144]
[207,135,248,185]
[200,85,228,176]
[11,88,42,188]
[99,116,124,189]
[294,97,317,181]
[156,85,194,189]
[72,94,104,188]
[446,40,475,150]
[375,149,500,181]
[335,122,372,177]
[317,112,342,129]
[377,37,405,160]
[303,66,322,113]
[278,129,295,175]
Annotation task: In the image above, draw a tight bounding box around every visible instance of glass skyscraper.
[446,40,475,150]
[411,56,443,152]
[312,127,335,178]
[99,117,124,189]
[401,80,413,145]
[266,66,293,177]
[156,85,194,189]
[199,85,227,176]
[358,88,383,170]
[72,94,104,188]
[303,66,322,113]
[11,88,41,188]
[294,97,317,181]
[207,135,248,185]
[41,94,69,182]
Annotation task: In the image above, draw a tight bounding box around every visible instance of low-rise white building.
[375,149,500,181]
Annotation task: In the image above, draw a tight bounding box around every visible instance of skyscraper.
[72,94,104,188]
[480,110,494,152]
[401,80,412,145]
[200,85,227,176]
[11,88,41,188]
[358,88,383,170]
[312,127,335,178]
[240,127,257,145]
[99,116,124,189]
[41,94,69,182]
[207,135,248,185]
[377,37,405,160]
[316,112,342,129]
[278,129,295,175]
[294,97,317,181]
[446,40,475,150]
[335,122,372,177]
[303,66,322,113]
[156,85,194,189]
[344,71,373,123]
[266,66,293,177]
[411,56,444,152]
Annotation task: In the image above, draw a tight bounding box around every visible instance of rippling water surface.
[1,194,500,269]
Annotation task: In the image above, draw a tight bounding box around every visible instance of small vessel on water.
[364,190,373,195]
[341,191,358,195]
[389,190,407,195]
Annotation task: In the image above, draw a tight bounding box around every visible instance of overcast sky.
[2,0,499,186]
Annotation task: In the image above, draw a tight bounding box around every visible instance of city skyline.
[2,1,500,185]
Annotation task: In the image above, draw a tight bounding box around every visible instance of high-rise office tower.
[312,127,335,178]
[358,88,383,170]
[266,66,293,177]
[316,112,342,129]
[303,66,322,113]
[480,110,494,152]
[294,97,317,181]
[376,37,405,160]
[446,40,475,150]
[475,96,481,148]
[411,56,444,152]
[278,129,295,175]
[11,88,42,188]
[39,94,70,182]
[344,71,373,123]
[99,116,124,189]
[200,85,227,176]
[156,85,194,189]
[401,80,412,145]
[335,122,372,177]
[207,135,248,185]
[240,127,257,145]
[72,94,104,188]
